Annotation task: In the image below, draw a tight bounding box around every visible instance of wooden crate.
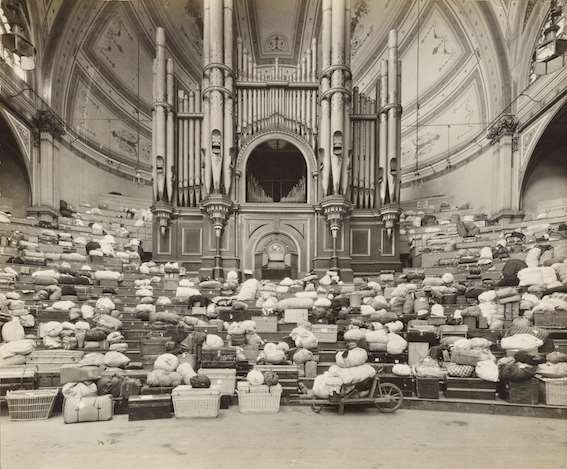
[416,377,440,399]
[500,379,539,405]
[128,395,173,421]
[445,377,497,400]
[0,368,36,397]
[381,374,415,397]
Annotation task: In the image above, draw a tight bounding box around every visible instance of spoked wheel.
[376,383,403,413]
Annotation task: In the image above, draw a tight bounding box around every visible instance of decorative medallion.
[265,33,289,53]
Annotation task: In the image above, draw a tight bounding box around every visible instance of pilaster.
[28,110,65,225]
[487,114,524,224]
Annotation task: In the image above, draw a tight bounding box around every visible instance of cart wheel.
[376,383,403,413]
[311,404,321,414]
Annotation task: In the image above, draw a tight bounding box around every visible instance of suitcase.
[60,365,104,385]
[0,368,36,397]
[128,394,173,421]
[63,395,114,424]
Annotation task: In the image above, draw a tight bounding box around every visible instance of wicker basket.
[312,324,338,343]
[6,389,59,421]
[237,384,282,414]
[172,387,220,418]
[538,377,567,406]
[198,368,236,395]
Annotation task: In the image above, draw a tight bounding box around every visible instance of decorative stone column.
[201,193,233,279]
[486,114,524,224]
[28,110,65,226]
[320,195,351,270]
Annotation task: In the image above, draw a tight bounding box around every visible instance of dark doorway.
[246,139,307,203]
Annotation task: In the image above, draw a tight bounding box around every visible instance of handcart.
[298,367,404,415]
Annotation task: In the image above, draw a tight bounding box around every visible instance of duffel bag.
[63,395,113,424]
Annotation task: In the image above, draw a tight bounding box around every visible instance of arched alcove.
[521,103,567,215]
[253,232,299,280]
[0,116,31,217]
[246,139,307,203]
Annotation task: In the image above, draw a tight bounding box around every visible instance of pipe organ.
[236,40,319,150]
[152,0,403,280]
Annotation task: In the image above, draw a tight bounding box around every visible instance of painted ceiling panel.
[399,4,467,105]
[254,0,301,59]
[156,0,203,54]
[401,75,484,167]
[69,70,152,168]
[84,2,154,112]
[237,0,318,64]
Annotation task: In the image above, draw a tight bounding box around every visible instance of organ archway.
[0,115,32,217]
[246,139,307,203]
[236,131,317,204]
[520,101,567,215]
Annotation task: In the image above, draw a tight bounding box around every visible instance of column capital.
[32,110,65,143]
[486,114,518,145]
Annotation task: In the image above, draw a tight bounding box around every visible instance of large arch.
[519,100,567,214]
[0,114,32,216]
[235,130,318,205]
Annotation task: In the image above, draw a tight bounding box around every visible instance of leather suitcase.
[63,395,113,424]
[128,394,172,421]
[60,365,104,385]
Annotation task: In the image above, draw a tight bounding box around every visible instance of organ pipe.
[202,0,211,196]
[320,0,332,196]
[154,28,167,201]
[330,0,346,195]
[387,29,400,204]
[195,87,202,204]
[209,0,224,193]
[188,91,195,206]
[223,0,233,195]
[378,59,388,206]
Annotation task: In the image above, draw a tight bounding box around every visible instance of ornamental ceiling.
[35,0,547,174]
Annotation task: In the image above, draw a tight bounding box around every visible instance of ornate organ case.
[152,0,402,280]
